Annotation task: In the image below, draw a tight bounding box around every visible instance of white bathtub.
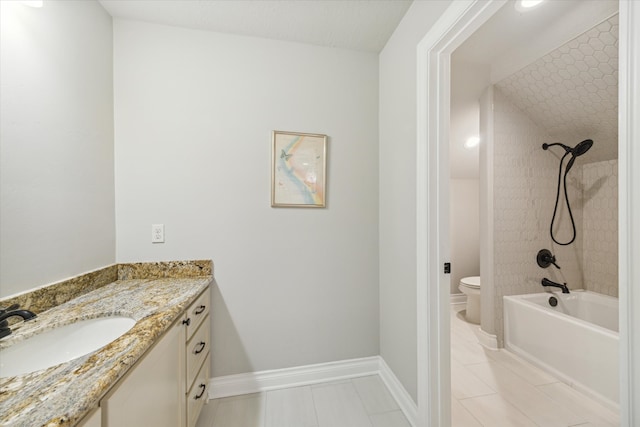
[503,290,619,408]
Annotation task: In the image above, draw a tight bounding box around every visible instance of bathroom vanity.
[100,287,211,427]
[0,260,213,427]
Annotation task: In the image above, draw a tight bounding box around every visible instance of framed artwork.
[271,130,327,207]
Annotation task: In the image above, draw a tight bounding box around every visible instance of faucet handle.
[537,249,561,269]
[0,304,19,314]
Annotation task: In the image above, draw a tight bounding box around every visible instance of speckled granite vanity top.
[0,260,213,427]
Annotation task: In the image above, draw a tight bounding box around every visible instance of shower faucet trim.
[541,277,570,294]
[537,249,561,269]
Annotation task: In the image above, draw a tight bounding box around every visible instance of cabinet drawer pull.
[194,305,206,315]
[182,318,191,326]
[194,341,206,354]
[195,384,206,400]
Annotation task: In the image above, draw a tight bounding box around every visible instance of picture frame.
[271,130,327,208]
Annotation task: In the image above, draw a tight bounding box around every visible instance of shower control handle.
[537,249,561,269]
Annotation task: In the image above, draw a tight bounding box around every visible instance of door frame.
[415,0,640,425]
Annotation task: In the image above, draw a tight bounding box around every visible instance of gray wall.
[379,0,452,402]
[113,19,380,376]
[0,1,115,298]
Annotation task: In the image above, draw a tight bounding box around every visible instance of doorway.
[415,0,639,426]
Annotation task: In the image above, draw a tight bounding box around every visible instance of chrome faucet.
[541,278,570,294]
[0,305,37,339]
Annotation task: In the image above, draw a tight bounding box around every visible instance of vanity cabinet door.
[186,316,210,393]
[186,353,210,427]
[101,317,186,427]
[77,407,101,427]
[185,288,210,339]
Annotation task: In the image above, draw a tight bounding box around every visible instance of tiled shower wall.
[488,14,619,345]
[491,88,584,345]
[582,160,618,297]
[491,90,619,345]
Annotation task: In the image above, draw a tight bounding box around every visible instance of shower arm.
[542,142,572,152]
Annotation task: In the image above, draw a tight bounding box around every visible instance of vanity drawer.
[186,314,210,391]
[185,288,210,340]
[187,353,210,427]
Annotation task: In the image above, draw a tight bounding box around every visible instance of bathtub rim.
[503,289,619,337]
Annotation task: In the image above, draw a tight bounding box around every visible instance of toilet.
[459,276,481,324]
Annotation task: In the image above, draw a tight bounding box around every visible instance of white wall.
[450,179,480,294]
[449,60,487,295]
[0,0,114,298]
[379,0,452,402]
[113,20,380,376]
[449,60,489,180]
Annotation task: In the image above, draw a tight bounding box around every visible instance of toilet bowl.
[459,276,481,324]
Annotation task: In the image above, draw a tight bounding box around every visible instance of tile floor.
[450,303,620,427]
[195,303,620,427]
[195,375,411,427]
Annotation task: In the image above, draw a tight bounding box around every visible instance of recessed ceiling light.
[464,136,480,149]
[516,0,544,12]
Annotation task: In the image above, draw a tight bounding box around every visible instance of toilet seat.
[460,276,480,289]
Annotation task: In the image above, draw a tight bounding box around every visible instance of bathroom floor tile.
[200,377,407,427]
[352,375,399,415]
[537,382,619,426]
[211,393,266,427]
[265,386,318,427]
[312,381,373,427]
[459,394,537,426]
[451,334,493,365]
[368,410,411,427]
[465,361,585,426]
[451,396,483,427]
[450,359,495,400]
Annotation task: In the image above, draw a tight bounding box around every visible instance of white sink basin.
[0,316,136,378]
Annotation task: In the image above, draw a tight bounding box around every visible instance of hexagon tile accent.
[496,14,618,163]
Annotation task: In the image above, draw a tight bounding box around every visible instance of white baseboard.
[449,293,467,305]
[378,358,418,426]
[209,356,380,399]
[208,356,417,426]
[477,327,499,350]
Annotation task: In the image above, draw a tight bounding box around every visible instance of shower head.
[565,139,594,172]
[572,139,593,157]
[542,139,593,156]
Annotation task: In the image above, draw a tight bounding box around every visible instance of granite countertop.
[0,261,213,427]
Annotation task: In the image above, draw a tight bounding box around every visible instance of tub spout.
[541,278,570,294]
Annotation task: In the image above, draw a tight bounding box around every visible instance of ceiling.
[496,14,618,163]
[98,0,413,53]
[449,0,619,179]
[454,0,618,83]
